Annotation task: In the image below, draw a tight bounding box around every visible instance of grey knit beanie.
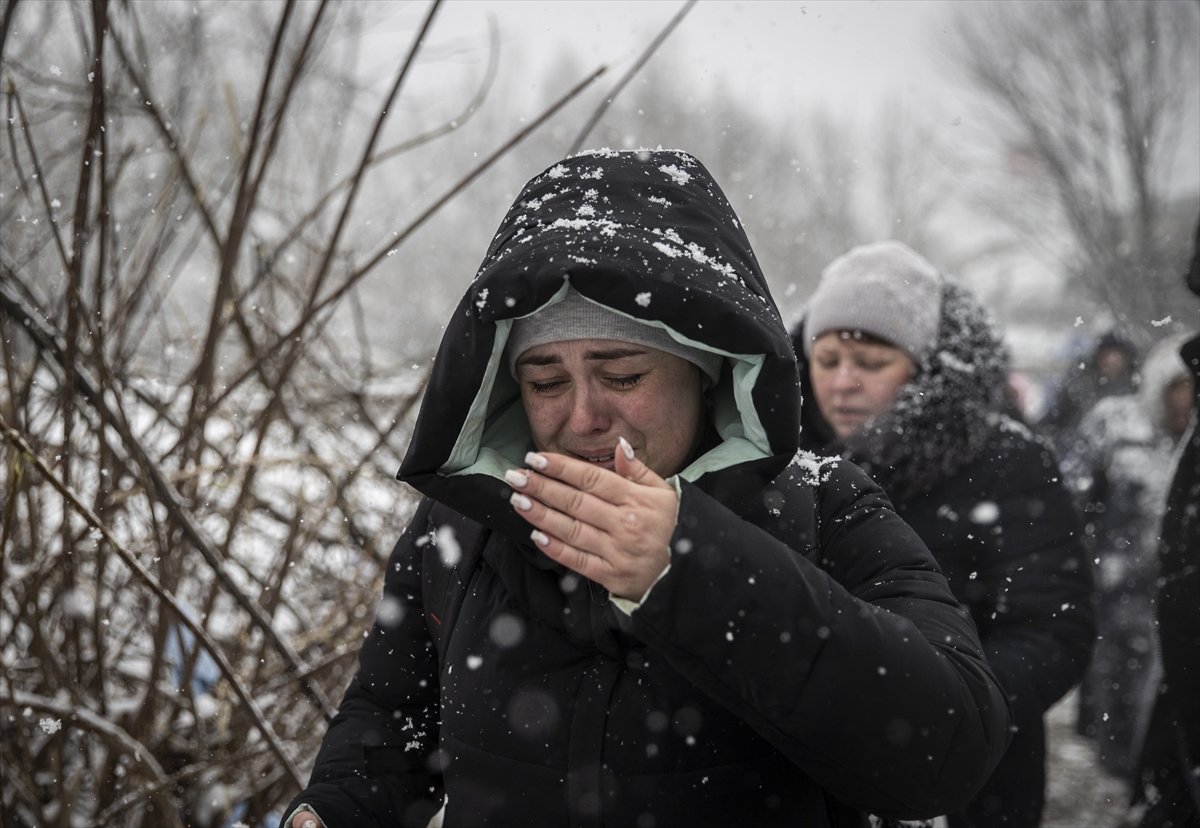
[803,241,942,363]
[507,289,723,386]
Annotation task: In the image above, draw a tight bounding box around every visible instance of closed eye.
[608,374,643,389]
[857,360,892,372]
[528,379,566,394]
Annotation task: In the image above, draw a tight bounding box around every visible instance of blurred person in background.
[1130,218,1200,828]
[791,241,1095,828]
[1065,332,1193,779]
[1039,328,1140,453]
[281,153,1011,828]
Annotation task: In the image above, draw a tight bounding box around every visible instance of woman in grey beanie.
[793,241,1096,828]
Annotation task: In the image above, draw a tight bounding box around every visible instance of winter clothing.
[793,278,1095,828]
[284,151,1012,828]
[1038,329,1140,453]
[801,240,943,364]
[1066,335,1192,778]
[506,287,723,385]
[1133,216,1200,828]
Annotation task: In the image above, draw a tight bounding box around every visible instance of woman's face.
[809,331,916,439]
[516,338,705,477]
[1163,374,1195,440]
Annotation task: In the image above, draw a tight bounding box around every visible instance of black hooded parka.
[286,150,1011,828]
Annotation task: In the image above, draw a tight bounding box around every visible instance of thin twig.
[0,416,305,790]
[204,63,607,417]
[0,690,184,828]
[568,0,696,155]
[0,275,335,720]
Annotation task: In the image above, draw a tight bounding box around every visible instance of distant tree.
[578,69,961,321]
[945,0,1200,342]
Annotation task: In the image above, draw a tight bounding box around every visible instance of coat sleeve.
[281,498,444,828]
[618,459,1012,820]
[972,437,1095,718]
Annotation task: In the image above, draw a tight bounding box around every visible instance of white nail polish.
[302,821,318,828]
[504,469,528,488]
[510,492,532,511]
[618,436,635,460]
[525,451,549,470]
[531,529,550,547]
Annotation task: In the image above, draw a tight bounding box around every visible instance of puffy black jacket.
[285,150,1011,827]
[1133,314,1200,825]
[793,282,1094,828]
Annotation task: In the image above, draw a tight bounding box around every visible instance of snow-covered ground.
[1043,689,1134,828]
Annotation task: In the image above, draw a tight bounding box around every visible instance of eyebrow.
[517,347,648,367]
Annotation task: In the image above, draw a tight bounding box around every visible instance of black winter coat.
[285,151,1011,827]
[1133,270,1200,824]
[793,283,1094,828]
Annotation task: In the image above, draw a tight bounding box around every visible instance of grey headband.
[506,289,723,386]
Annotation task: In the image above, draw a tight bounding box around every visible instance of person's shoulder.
[974,415,1072,488]
[924,416,1047,485]
[1077,393,1154,445]
[778,449,887,508]
[1085,393,1141,423]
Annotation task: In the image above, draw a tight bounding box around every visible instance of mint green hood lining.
[440,285,772,482]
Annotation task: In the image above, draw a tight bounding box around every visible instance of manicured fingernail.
[504,469,528,488]
[525,451,548,470]
[531,529,550,547]
[510,492,532,511]
[302,821,318,828]
[618,436,635,460]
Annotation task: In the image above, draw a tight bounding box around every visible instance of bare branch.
[0,414,305,789]
[569,0,696,155]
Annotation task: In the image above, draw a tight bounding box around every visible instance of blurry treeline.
[0,1,1196,825]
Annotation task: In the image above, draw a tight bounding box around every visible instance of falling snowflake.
[39,718,62,735]
[635,292,651,307]
[435,525,462,567]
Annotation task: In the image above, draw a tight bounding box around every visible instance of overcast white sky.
[354,0,1197,365]
[372,0,958,123]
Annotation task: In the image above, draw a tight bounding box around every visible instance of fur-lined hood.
[794,280,1012,505]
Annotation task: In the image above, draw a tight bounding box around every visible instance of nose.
[566,383,612,436]
[829,365,862,395]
